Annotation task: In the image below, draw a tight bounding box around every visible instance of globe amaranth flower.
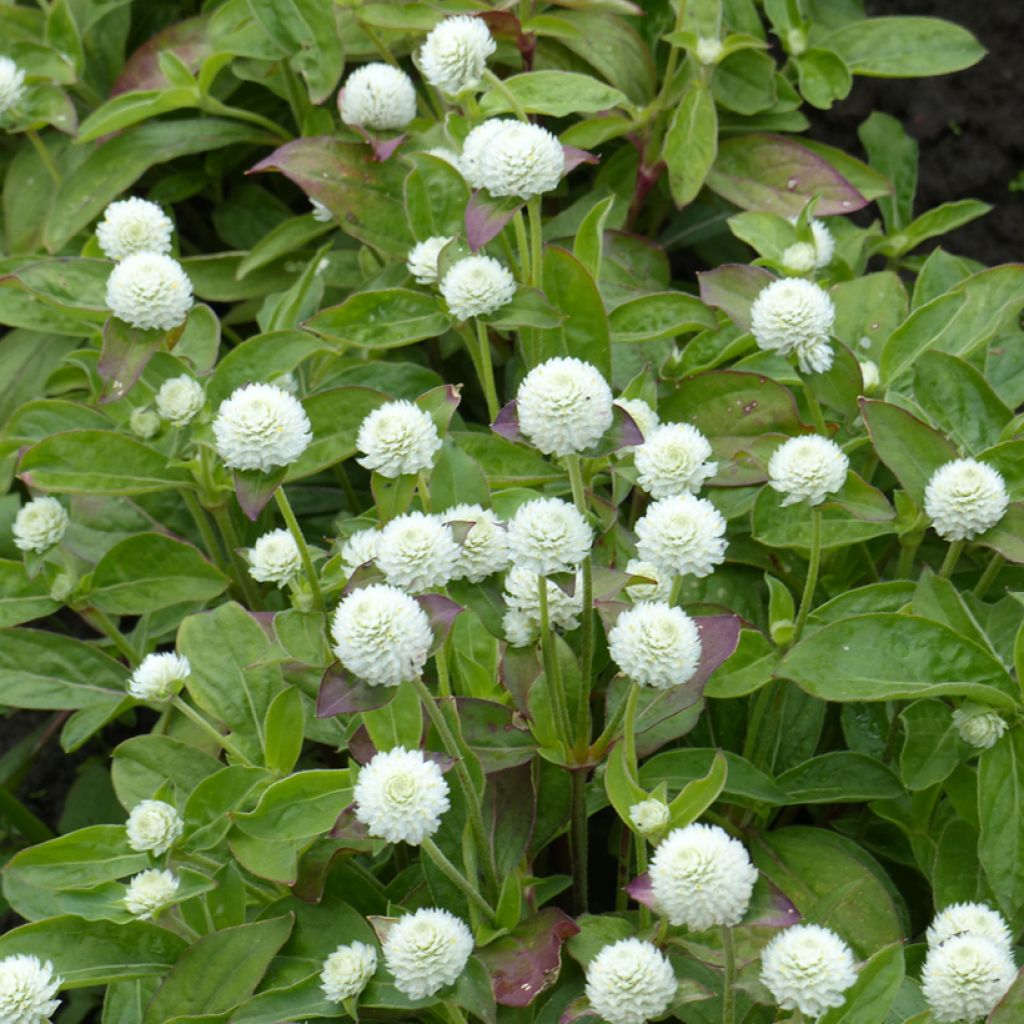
[376,512,460,593]
[340,528,381,577]
[13,497,68,553]
[695,37,724,65]
[634,494,728,579]
[516,357,614,457]
[129,652,190,702]
[440,254,517,320]
[924,458,1008,541]
[123,868,179,919]
[444,503,510,581]
[750,277,835,374]
[96,198,174,262]
[614,398,659,451]
[767,435,849,507]
[506,498,593,576]
[624,559,675,605]
[503,609,538,647]
[245,529,301,587]
[649,823,758,930]
[635,423,717,499]
[419,15,495,95]
[407,235,453,285]
[0,954,61,1024]
[760,924,858,1018]
[130,407,160,439]
[608,602,702,690]
[331,583,433,688]
[383,907,474,999]
[952,708,1008,750]
[106,252,193,332]
[503,566,583,634]
[310,198,333,223]
[155,374,203,426]
[460,119,514,189]
[782,218,834,274]
[356,400,442,479]
[339,63,417,131]
[354,746,450,845]
[584,938,677,1024]
[629,799,670,836]
[125,799,183,856]
[212,383,312,472]
[476,120,565,198]
[321,941,378,1003]
[921,934,1016,1023]
[0,57,26,116]
[927,902,1014,957]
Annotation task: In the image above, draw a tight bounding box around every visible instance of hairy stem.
[211,505,261,608]
[792,507,822,643]
[275,487,324,610]
[171,696,255,767]
[938,538,966,580]
[474,318,500,421]
[422,837,498,922]
[721,925,736,1024]
[570,768,590,914]
[973,552,1005,600]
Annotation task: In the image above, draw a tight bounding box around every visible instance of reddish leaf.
[233,467,286,521]
[491,400,524,443]
[563,146,599,175]
[112,17,212,95]
[415,593,464,647]
[692,615,743,689]
[98,318,164,402]
[316,663,396,717]
[466,190,524,251]
[696,264,775,332]
[624,872,655,908]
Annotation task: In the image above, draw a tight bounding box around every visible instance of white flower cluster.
[952,707,1008,750]
[419,16,495,95]
[383,907,474,999]
[0,57,26,116]
[123,868,179,919]
[440,254,517,319]
[155,375,204,426]
[628,799,669,836]
[130,408,160,439]
[608,602,702,689]
[507,498,592,576]
[376,511,460,593]
[340,528,381,577]
[768,435,849,507]
[13,497,68,554]
[246,529,302,587]
[462,118,564,198]
[129,652,190,702]
[106,252,193,332]
[339,63,417,131]
[0,954,61,1024]
[96,198,174,262]
[444,503,510,581]
[502,567,583,646]
[635,494,727,579]
[354,746,450,845]
[584,938,677,1024]
[781,217,834,273]
[125,800,183,856]
[406,235,452,284]
[750,277,835,374]
[924,458,1008,541]
[760,924,859,1018]
[321,941,378,1003]
[356,400,442,479]
[212,383,312,472]
[634,423,717,499]
[517,358,614,457]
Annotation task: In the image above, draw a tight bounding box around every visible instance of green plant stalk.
[435,641,453,699]
[171,696,255,767]
[528,196,544,292]
[201,97,291,141]
[591,689,630,759]
[657,0,689,106]
[182,490,230,577]
[212,504,261,608]
[938,538,966,579]
[83,608,138,664]
[26,129,61,186]
[635,834,650,928]
[792,507,822,642]
[537,576,574,745]
[421,837,498,922]
[721,925,736,1024]
[800,374,829,435]
[482,69,528,122]
[513,210,531,284]
[973,552,1005,599]
[274,487,325,611]
[474,319,500,421]
[896,532,922,579]
[417,471,433,513]
[570,768,590,914]
[565,455,594,745]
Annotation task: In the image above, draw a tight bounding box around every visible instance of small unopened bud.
[130,408,161,439]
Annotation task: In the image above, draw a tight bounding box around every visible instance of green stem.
[721,925,736,1024]
[635,834,650,928]
[417,471,433,513]
[26,129,60,186]
[938,538,966,579]
[527,196,544,292]
[591,687,630,759]
[482,69,528,122]
[182,490,230,576]
[564,455,593,746]
[171,696,255,767]
[657,0,688,106]
[537,575,573,746]
[275,487,324,611]
[84,608,137,664]
[801,375,828,435]
[792,507,821,643]
[570,768,589,914]
[513,210,531,285]
[201,97,291,140]
[436,643,452,699]
[212,505,261,608]
[421,837,498,922]
[474,318,500,422]
[973,553,1005,600]
[897,533,922,579]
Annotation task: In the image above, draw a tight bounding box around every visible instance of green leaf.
[233,769,351,840]
[777,753,902,804]
[77,87,200,143]
[989,966,1024,1022]
[208,329,329,406]
[608,291,716,343]
[572,196,616,281]
[979,731,1024,921]
[403,152,471,241]
[183,765,269,853]
[640,748,786,807]
[712,48,777,115]
[0,559,59,627]
[899,700,959,791]
[878,199,992,258]
[360,679,423,752]
[111,735,223,810]
[666,750,727,829]
[604,740,648,829]
[858,112,917,233]
[663,81,717,207]
[236,215,334,280]
[479,71,628,117]
[794,48,852,110]
[703,629,779,698]
[818,943,904,1024]
[305,289,449,349]
[263,687,305,775]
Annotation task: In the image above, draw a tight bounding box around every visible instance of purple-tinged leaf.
[341,561,386,596]
[328,805,369,842]
[560,997,599,1024]
[112,16,212,95]
[625,872,655,908]
[416,593,464,648]
[692,616,743,689]
[746,879,802,929]
[350,120,407,162]
[346,724,377,764]
[233,467,286,521]
[453,698,536,773]
[563,146,600,175]
[491,400,524,443]
[416,383,462,436]
[590,567,633,602]
[580,404,643,457]
[486,764,535,875]
[316,663,396,717]
[98,318,164,402]
[466,190,525,251]
[697,264,775,331]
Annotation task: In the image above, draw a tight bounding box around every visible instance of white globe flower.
[330,583,433,687]
[129,652,190,702]
[760,924,859,1018]
[106,252,193,331]
[767,435,849,507]
[130,407,160,439]
[0,57,26,116]
[0,955,61,1024]
[584,938,677,1024]
[608,602,702,690]
[516,357,615,457]
[634,494,728,579]
[460,119,515,189]
[354,746,450,845]
[624,559,675,604]
[445,504,510,581]
[212,383,312,472]
[407,235,453,285]
[784,216,835,270]
[952,708,1008,750]
[376,512,460,593]
[13,497,68,553]
[440,254,517,320]
[780,242,817,274]
[125,799,183,856]
[383,907,474,999]
[927,903,1014,956]
[629,799,670,836]
[356,400,442,479]
[922,934,1016,1024]
[614,398,659,450]
[503,566,583,633]
[649,823,758,930]
[340,528,381,576]
[246,528,302,587]
[859,359,880,393]
[503,608,538,647]
[478,121,565,199]
[695,37,724,65]
[750,277,835,374]
[339,63,417,131]
[96,198,174,262]
[419,15,495,95]
[321,941,378,1003]
[635,423,717,499]
[310,198,333,223]
[924,459,1009,541]
[506,498,593,576]
[155,374,203,426]
[123,868,179,919]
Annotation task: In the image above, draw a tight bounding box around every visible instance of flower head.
[123,868,179,919]
[780,242,817,274]
[321,941,378,1003]
[608,602,702,689]
[614,398,659,450]
[13,497,68,553]
[924,459,1008,541]
[767,435,848,507]
[584,938,677,1024]
[129,652,190,702]
[339,63,417,130]
[695,37,724,65]
[629,799,670,836]
[506,498,592,576]
[760,924,858,1018]
[624,559,675,604]
[96,198,174,262]
[340,528,381,576]
[503,609,538,647]
[125,799,183,855]
[635,494,728,579]
[356,400,442,479]
[922,934,1016,1023]
[440,254,517,320]
[445,504,510,581]
[130,408,160,439]
[750,278,835,374]
[635,423,717,498]
[245,528,301,587]
[927,903,1014,956]
[503,566,583,633]
[155,375,204,426]
[407,235,453,285]
[376,512,460,592]
[0,955,61,1024]
[106,252,193,331]
[952,708,1008,750]
[354,746,450,845]
[383,907,474,999]
[516,357,614,457]
[460,119,514,189]
[649,823,758,930]
[419,16,495,95]
[476,120,564,198]
[212,383,312,472]
[331,583,433,687]
[0,57,26,116]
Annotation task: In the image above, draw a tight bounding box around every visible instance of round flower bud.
[440,254,517,320]
[129,652,190,702]
[634,494,728,579]
[516,357,614,457]
[106,252,193,331]
[924,458,1009,541]
[503,566,583,633]
[376,511,460,593]
[584,938,677,1024]
[478,121,564,199]
[13,497,68,553]
[125,799,183,855]
[695,37,724,65]
[614,398,659,449]
[927,903,1014,956]
[460,119,515,189]
[310,198,333,223]
[123,868,179,919]
[760,924,858,1018]
[129,407,160,439]
[419,15,495,95]
[506,498,593,576]
[245,529,301,587]
[608,602,702,690]
[383,907,474,999]
[750,277,835,374]
[921,934,1016,1023]
[624,559,674,605]
[339,63,417,131]
[445,504,510,581]
[0,954,61,1024]
[330,583,433,687]
[155,375,203,427]
[503,608,538,647]
[859,359,880,393]
[0,57,26,116]
[635,423,717,499]
[48,573,73,604]
[212,383,312,472]
[340,528,381,577]
[354,746,450,845]
[321,941,378,1003]
[649,823,758,930]
[356,400,442,479]
[407,235,452,285]
[767,435,849,507]
[952,708,1008,750]
[629,799,670,836]
[96,198,174,262]
[780,242,817,275]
